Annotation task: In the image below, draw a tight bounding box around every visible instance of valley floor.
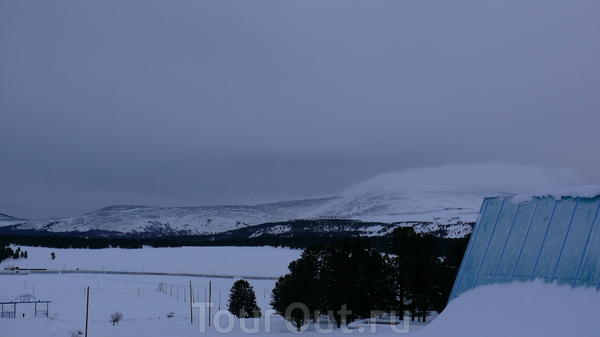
[1,246,598,337]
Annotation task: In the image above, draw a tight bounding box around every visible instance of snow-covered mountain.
[0,191,500,238]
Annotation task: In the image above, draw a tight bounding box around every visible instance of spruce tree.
[228,279,261,318]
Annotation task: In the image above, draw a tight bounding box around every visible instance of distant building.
[449,187,600,302]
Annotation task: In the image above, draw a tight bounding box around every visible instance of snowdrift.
[417,281,600,337]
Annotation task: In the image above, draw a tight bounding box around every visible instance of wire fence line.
[0,269,279,280]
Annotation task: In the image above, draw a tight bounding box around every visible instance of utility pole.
[190,281,193,324]
[208,281,212,327]
[85,287,90,337]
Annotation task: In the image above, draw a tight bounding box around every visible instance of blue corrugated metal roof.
[449,195,600,302]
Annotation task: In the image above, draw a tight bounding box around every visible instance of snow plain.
[1,246,599,337]
[0,246,301,337]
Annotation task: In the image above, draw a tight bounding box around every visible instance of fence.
[0,269,278,280]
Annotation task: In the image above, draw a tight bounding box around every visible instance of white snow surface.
[415,281,600,337]
[1,246,599,337]
[0,245,301,277]
[0,246,300,337]
[511,185,600,204]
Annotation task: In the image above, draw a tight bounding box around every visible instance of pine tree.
[390,227,418,317]
[320,238,393,326]
[390,227,441,322]
[320,239,354,327]
[227,279,261,318]
[271,274,306,331]
[406,234,439,322]
[0,246,15,263]
[431,239,468,312]
[347,239,395,319]
[271,245,324,330]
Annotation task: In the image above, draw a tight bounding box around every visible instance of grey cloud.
[1,1,598,218]
[341,163,584,196]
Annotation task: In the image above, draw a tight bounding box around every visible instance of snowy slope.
[0,191,497,238]
[0,213,25,225]
[0,198,339,235]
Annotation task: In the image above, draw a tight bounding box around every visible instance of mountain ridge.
[0,191,501,239]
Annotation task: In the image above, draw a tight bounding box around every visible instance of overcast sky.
[1,1,599,219]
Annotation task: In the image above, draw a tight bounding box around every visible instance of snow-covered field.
[1,246,599,337]
[0,246,302,336]
[0,245,301,277]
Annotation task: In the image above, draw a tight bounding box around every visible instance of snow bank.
[416,281,600,337]
[511,185,600,204]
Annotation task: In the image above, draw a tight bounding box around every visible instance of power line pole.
[190,281,193,324]
[85,287,90,337]
[208,281,212,327]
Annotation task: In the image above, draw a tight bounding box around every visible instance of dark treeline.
[0,245,15,263]
[0,233,468,253]
[270,227,467,330]
[0,233,351,250]
[0,234,145,250]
